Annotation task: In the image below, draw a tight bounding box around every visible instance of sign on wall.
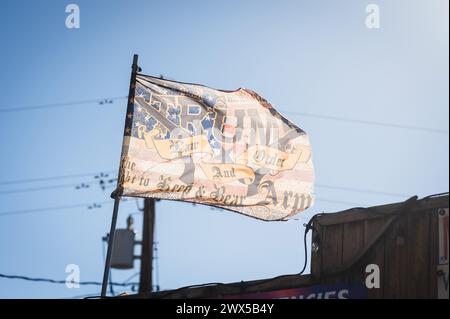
[224,283,367,299]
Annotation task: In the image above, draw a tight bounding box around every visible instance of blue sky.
[0,0,448,298]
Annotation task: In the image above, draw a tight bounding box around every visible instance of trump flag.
[115,73,314,221]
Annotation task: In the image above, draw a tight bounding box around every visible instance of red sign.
[225,284,367,299]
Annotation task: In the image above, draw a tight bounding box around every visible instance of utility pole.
[139,198,155,293]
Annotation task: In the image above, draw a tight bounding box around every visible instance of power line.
[0,196,355,218]
[315,197,363,207]
[0,171,115,186]
[0,96,127,113]
[0,177,117,195]
[0,198,133,217]
[0,180,100,195]
[283,110,449,134]
[0,200,112,217]
[0,181,410,201]
[1,169,411,199]
[0,95,447,134]
[315,183,408,198]
[0,173,409,216]
[0,273,137,287]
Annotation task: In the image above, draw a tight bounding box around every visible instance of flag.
[115,73,314,221]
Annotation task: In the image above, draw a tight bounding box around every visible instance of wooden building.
[310,194,448,298]
[125,193,449,299]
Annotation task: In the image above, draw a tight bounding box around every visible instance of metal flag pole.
[101,54,140,297]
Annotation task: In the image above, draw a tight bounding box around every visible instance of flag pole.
[101,54,140,297]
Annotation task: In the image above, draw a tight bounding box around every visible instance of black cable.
[299,221,311,275]
[0,273,138,287]
[234,212,325,290]
[156,213,324,299]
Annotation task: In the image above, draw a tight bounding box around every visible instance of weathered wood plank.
[321,224,343,283]
[342,221,365,284]
[383,214,408,298]
[407,210,430,298]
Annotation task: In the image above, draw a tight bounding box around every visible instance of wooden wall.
[310,195,448,298]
